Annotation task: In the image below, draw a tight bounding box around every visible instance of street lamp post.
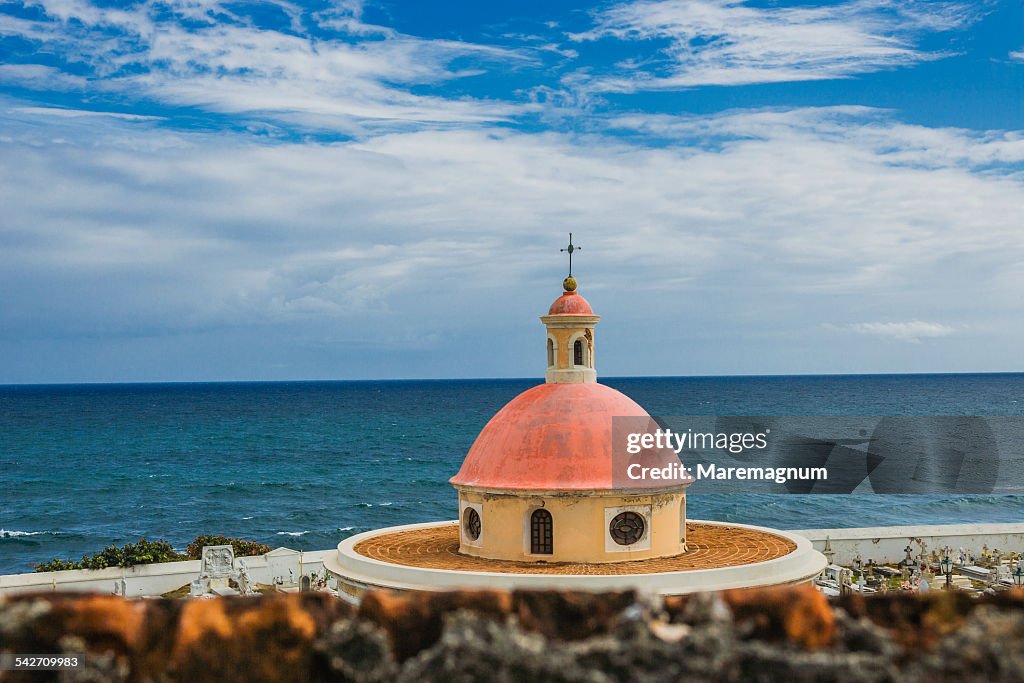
[941,549,954,590]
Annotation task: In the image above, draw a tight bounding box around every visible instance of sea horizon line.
[3,370,1024,389]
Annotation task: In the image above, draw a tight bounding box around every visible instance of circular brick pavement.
[353,522,796,575]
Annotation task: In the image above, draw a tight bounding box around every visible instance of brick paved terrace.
[353,522,796,574]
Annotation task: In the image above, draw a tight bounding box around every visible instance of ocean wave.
[0,529,55,538]
[276,531,308,537]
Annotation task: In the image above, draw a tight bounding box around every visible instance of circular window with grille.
[463,507,481,541]
[609,511,645,546]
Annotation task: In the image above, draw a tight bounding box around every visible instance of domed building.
[450,276,692,564]
[325,258,826,599]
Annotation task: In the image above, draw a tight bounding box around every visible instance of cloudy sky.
[1,0,1022,383]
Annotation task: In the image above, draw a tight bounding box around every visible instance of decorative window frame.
[568,331,591,369]
[604,504,652,553]
[546,334,558,368]
[679,495,688,548]
[460,501,483,547]
[524,504,553,556]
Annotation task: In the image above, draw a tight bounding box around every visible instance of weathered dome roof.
[547,290,594,316]
[449,382,683,491]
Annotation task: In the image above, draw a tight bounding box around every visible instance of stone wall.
[2,587,1023,682]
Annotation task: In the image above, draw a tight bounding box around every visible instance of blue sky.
[0,0,1022,383]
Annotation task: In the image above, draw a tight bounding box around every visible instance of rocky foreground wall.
[1,586,1023,682]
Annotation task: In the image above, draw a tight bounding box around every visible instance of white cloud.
[842,321,957,343]
[568,0,978,91]
[608,106,1024,168]
[0,1,1019,380]
[9,106,163,121]
[0,64,87,90]
[0,0,534,133]
[1011,49,1024,61]
[1,102,1022,377]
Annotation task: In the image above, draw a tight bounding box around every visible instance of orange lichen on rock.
[356,589,640,660]
[359,589,514,660]
[840,589,974,650]
[722,585,836,650]
[237,595,316,640]
[50,595,145,655]
[167,593,344,681]
[5,587,1024,682]
[173,599,233,656]
[513,590,636,641]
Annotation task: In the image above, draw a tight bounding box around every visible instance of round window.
[609,511,645,546]
[463,507,481,541]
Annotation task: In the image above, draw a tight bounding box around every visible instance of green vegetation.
[185,535,272,560]
[32,558,81,573]
[34,535,273,572]
[34,538,185,572]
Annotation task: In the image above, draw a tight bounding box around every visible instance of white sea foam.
[1,529,49,538]
[276,531,308,537]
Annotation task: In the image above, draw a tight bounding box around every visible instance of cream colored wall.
[457,487,687,563]
[549,328,573,370]
[546,327,594,370]
[541,313,599,383]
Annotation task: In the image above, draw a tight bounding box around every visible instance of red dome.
[449,383,684,491]
[547,291,593,315]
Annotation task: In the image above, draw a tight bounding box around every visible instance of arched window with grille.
[530,508,553,555]
[547,338,555,367]
[573,339,584,367]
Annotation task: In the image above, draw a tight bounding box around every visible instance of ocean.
[2,374,1024,574]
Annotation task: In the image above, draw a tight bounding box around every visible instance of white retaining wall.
[0,549,330,598]
[4,523,1024,597]
[792,523,1024,565]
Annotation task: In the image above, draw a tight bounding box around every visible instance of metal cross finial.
[560,232,581,276]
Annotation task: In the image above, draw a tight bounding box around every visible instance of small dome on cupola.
[547,290,593,315]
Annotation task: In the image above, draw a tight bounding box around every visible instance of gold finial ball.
[563,276,577,292]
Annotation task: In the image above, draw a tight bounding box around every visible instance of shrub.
[33,558,82,573]
[79,538,187,570]
[33,538,187,572]
[34,534,273,572]
[186,535,272,560]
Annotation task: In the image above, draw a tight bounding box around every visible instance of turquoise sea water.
[2,374,1024,574]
